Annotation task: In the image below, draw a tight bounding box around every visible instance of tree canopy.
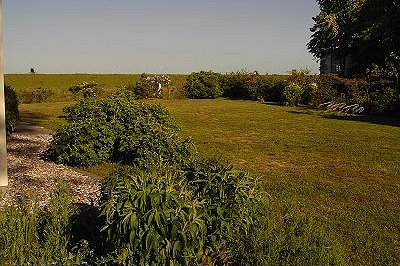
[308,0,400,76]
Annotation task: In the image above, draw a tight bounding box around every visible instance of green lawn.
[17,98,400,265]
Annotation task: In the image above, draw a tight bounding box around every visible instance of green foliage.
[0,183,78,265]
[46,91,194,168]
[100,168,205,265]
[5,84,19,135]
[19,87,54,103]
[182,159,264,263]
[69,81,103,98]
[309,0,400,75]
[184,71,223,99]
[131,73,172,99]
[283,83,304,106]
[222,71,261,99]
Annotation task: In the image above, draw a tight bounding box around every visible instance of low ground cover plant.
[46,91,194,168]
[0,183,79,265]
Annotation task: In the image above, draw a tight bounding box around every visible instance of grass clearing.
[13,96,400,265]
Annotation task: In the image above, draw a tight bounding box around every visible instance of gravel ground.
[0,124,101,209]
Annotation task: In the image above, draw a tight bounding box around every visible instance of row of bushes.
[184,70,400,114]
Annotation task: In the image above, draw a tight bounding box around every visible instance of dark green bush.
[184,71,223,99]
[131,73,155,99]
[46,91,194,168]
[222,71,261,99]
[5,84,19,135]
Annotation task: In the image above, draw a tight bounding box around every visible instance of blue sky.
[3,0,320,74]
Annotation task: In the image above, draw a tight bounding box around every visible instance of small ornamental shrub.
[184,71,223,99]
[5,84,19,135]
[131,73,172,99]
[283,83,304,106]
[100,169,206,265]
[46,91,194,168]
[69,81,103,98]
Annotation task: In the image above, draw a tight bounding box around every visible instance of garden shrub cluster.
[2,76,350,265]
[184,71,224,99]
[18,87,54,103]
[5,84,19,135]
[46,91,194,168]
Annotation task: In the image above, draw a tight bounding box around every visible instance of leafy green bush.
[46,91,194,168]
[222,71,261,99]
[283,83,304,106]
[100,168,205,265]
[182,159,263,263]
[5,84,19,135]
[69,81,103,98]
[184,71,223,99]
[19,87,54,103]
[0,183,79,265]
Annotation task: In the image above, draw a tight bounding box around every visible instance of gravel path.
[0,123,101,209]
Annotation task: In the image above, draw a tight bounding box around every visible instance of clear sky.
[3,0,320,74]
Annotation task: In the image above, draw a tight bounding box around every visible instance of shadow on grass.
[286,107,400,127]
[19,110,52,125]
[322,113,400,127]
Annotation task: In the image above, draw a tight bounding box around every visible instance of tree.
[308,0,400,76]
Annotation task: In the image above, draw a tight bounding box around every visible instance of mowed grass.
[15,96,400,265]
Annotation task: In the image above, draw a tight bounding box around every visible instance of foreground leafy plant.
[100,168,206,265]
[0,183,76,265]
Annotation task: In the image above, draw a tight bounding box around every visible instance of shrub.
[0,183,78,265]
[223,71,261,99]
[182,158,264,263]
[100,168,205,265]
[308,75,337,107]
[283,83,304,106]
[5,84,19,135]
[69,81,103,98]
[131,73,171,99]
[46,91,194,168]
[19,87,54,103]
[184,71,223,99]
[258,75,287,102]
